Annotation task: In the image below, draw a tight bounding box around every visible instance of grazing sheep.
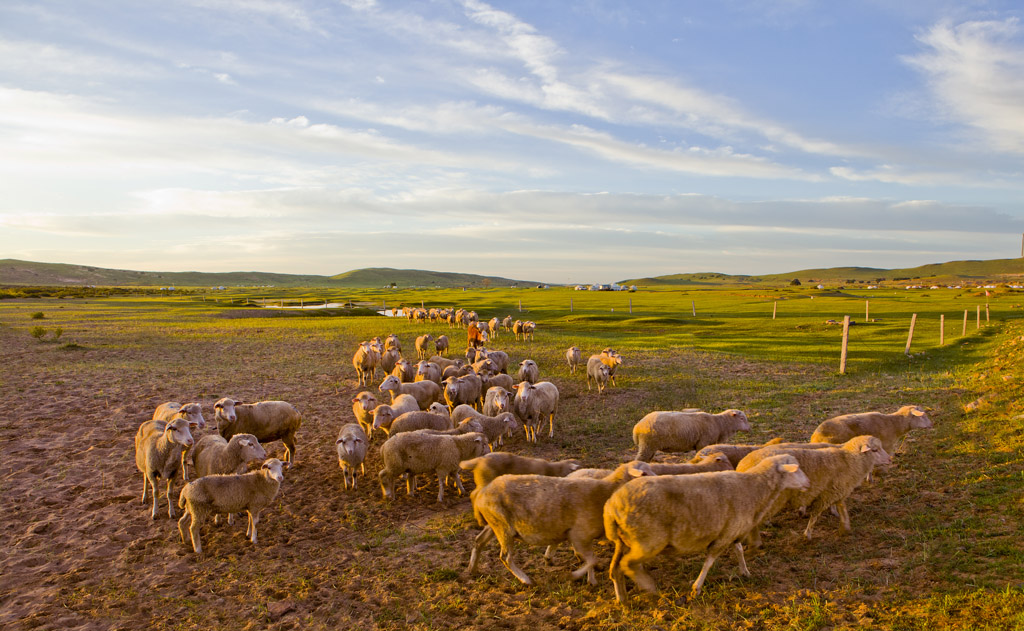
[632,409,751,462]
[391,359,416,383]
[378,431,489,502]
[384,334,402,353]
[351,391,378,437]
[604,454,810,603]
[482,386,513,418]
[177,458,287,556]
[467,461,654,585]
[516,359,539,384]
[461,452,582,490]
[336,423,369,490]
[414,361,443,385]
[810,405,933,457]
[691,438,785,467]
[154,402,207,482]
[371,394,422,435]
[434,335,450,356]
[353,341,380,387]
[193,433,266,478]
[736,435,891,540]
[388,411,453,436]
[135,419,194,519]
[379,375,442,410]
[513,381,560,443]
[448,407,519,448]
[586,361,612,395]
[565,346,582,375]
[415,334,435,360]
[379,348,402,375]
[214,398,302,463]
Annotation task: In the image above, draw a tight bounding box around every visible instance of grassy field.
[1,286,1022,630]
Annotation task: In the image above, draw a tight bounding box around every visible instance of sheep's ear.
[627,465,645,478]
[335,438,344,444]
[911,407,926,416]
[780,463,800,473]
[214,402,223,409]
[860,443,873,453]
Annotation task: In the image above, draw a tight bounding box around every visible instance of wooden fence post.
[977,305,981,329]
[905,313,917,355]
[940,314,945,346]
[518,299,522,312]
[629,298,632,314]
[773,301,777,320]
[691,300,696,316]
[865,300,869,322]
[570,299,573,312]
[840,315,850,374]
[963,309,968,336]
[986,304,990,322]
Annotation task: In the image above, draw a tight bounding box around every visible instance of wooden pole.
[940,314,945,346]
[905,313,917,355]
[691,300,696,316]
[773,301,777,320]
[629,298,632,314]
[840,315,850,374]
[570,298,573,312]
[986,303,990,322]
[865,300,869,322]
[421,300,425,309]
[518,299,522,312]
[963,309,968,336]
[977,305,981,329]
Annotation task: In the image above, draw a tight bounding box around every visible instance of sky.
[2,1,1024,284]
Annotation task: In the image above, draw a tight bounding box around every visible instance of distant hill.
[0,260,542,288]
[620,258,1024,287]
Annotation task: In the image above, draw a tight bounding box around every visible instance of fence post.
[963,309,968,336]
[691,300,696,316]
[383,299,387,312]
[986,303,990,322]
[518,299,522,312]
[840,315,850,374]
[773,301,777,320]
[865,300,869,322]
[940,314,945,346]
[570,299,573,313]
[629,298,632,314]
[977,305,981,329]
[905,313,917,355]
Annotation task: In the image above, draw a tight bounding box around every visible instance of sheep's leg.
[543,543,559,564]
[165,479,176,519]
[452,471,467,497]
[436,470,447,502]
[804,509,822,539]
[147,473,160,519]
[690,554,719,600]
[609,537,630,604]
[468,526,494,573]
[188,513,203,555]
[406,473,416,496]
[177,511,191,545]
[548,413,555,439]
[180,449,190,482]
[620,550,657,595]
[568,535,599,585]
[733,542,750,576]
[141,474,149,504]
[248,511,259,544]
[835,500,852,532]
[283,435,296,463]
[497,532,533,585]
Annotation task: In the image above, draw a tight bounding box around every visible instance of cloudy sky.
[2,1,1023,283]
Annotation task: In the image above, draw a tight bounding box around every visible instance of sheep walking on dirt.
[214,398,302,463]
[460,452,581,490]
[415,334,435,360]
[353,341,380,387]
[810,405,932,457]
[177,458,287,556]
[516,359,539,384]
[351,391,378,437]
[336,423,369,490]
[379,375,442,410]
[193,433,266,478]
[378,431,489,502]
[586,361,611,395]
[449,406,519,449]
[153,402,206,481]
[513,380,559,443]
[632,409,750,462]
[565,346,582,375]
[604,454,810,603]
[135,419,194,519]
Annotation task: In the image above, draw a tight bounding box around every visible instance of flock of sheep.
[132,311,935,604]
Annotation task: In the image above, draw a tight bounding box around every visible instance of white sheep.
[379,375,442,410]
[487,317,500,340]
[448,407,519,449]
[522,321,535,341]
[390,359,416,383]
[384,333,402,353]
[513,380,559,443]
[736,435,891,540]
[632,409,750,462]
[467,461,654,585]
[459,452,581,490]
[351,391,378,437]
[512,320,524,340]
[177,458,287,556]
[388,411,453,436]
[691,438,785,467]
[479,349,510,374]
[352,341,380,387]
[516,359,539,384]
[214,398,302,463]
[379,348,401,375]
[587,350,623,388]
[810,405,932,457]
[443,373,484,412]
[135,418,194,519]
[586,361,611,395]
[192,433,266,477]
[153,402,206,482]
[434,335,450,356]
[502,315,514,332]
[415,334,434,360]
[481,372,514,395]
[414,361,443,385]
[371,394,423,435]
[378,431,489,502]
[604,454,810,603]
[336,423,369,490]
[565,346,582,375]
[482,386,513,418]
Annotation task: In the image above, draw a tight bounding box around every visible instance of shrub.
[53,327,63,340]
[789,278,802,286]
[30,312,45,320]
[30,326,46,340]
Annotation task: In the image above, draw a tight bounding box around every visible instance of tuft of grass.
[30,311,45,319]
[30,326,46,340]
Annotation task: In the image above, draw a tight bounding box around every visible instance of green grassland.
[1,285,1022,630]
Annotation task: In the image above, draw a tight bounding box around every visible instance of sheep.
[502,315,514,332]
[512,320,525,340]
[448,406,519,448]
[470,358,497,375]
[214,398,302,463]
[568,453,733,481]
[736,435,891,540]
[415,334,434,360]
[487,317,500,340]
[351,391,378,437]
[418,418,485,436]
[480,372,514,394]
[390,359,416,383]
[467,461,654,586]
[352,341,380,387]
[482,386,512,417]
[632,409,751,462]
[193,433,267,478]
[153,402,207,482]
[810,405,933,457]
[434,335,450,356]
[691,437,785,467]
[513,380,559,443]
[135,419,194,519]
[379,348,401,375]
[461,452,582,490]
[586,361,611,395]
[565,346,582,375]
[177,458,287,556]
[479,349,510,374]
[336,423,369,490]
[384,334,401,353]
[414,361,443,385]
[443,373,484,412]
[604,454,810,603]
[378,375,442,410]
[428,356,463,371]
[388,411,453,436]
[587,351,623,388]
[516,359,539,384]
[371,395,421,435]
[522,321,536,341]
[378,431,489,502]
[428,401,451,417]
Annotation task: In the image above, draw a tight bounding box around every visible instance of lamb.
[388,411,453,436]
[192,433,267,478]
[632,409,751,462]
[379,348,401,375]
[735,435,891,540]
[482,386,512,417]
[516,359,539,384]
[513,381,559,443]
[587,350,623,388]
[427,401,451,417]
[351,391,378,437]
[214,398,302,463]
[352,341,380,387]
[586,361,611,395]
[415,334,434,360]
[565,346,582,375]
[810,405,933,457]
[434,335,450,356]
[135,419,194,519]
[691,437,785,467]
[378,431,489,502]
[449,406,518,447]
[444,373,484,412]
[177,458,287,556]
[384,334,402,353]
[153,402,207,482]
[414,361,443,385]
[379,375,442,409]
[370,394,421,437]
[390,359,416,383]
[604,454,810,603]
[460,452,581,490]
[467,461,654,585]
[336,423,369,490]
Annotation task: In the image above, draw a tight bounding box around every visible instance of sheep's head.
[232,434,266,463]
[905,406,933,429]
[379,376,400,393]
[336,432,365,460]
[771,454,811,491]
[166,418,194,447]
[724,409,751,432]
[261,458,286,483]
[352,392,377,412]
[214,398,238,427]
[428,402,449,417]
[372,406,394,429]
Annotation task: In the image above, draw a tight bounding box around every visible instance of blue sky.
[1,1,1023,283]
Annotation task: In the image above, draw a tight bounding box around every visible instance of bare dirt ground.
[0,303,1019,631]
